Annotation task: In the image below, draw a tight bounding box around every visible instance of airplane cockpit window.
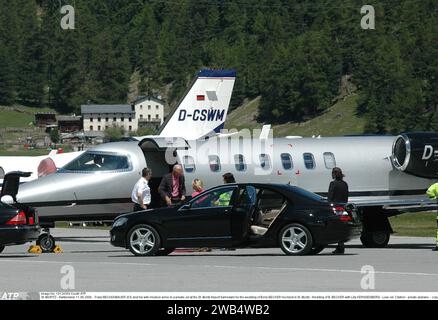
[0,167,4,179]
[280,153,293,170]
[208,155,221,172]
[259,154,271,170]
[234,154,247,172]
[182,155,196,173]
[323,152,336,169]
[61,152,131,172]
[303,153,315,170]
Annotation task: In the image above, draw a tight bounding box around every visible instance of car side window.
[191,187,236,209]
[237,186,257,206]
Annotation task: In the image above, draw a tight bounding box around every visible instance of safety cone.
[53,245,63,254]
[28,245,42,254]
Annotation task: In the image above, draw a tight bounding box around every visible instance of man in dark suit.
[159,164,186,206]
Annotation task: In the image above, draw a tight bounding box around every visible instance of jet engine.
[392,132,438,179]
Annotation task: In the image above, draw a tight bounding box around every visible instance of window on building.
[156,114,159,119]
[105,126,108,130]
[90,125,93,131]
[129,118,132,122]
[90,118,94,122]
[140,105,143,110]
[140,114,143,119]
[156,105,159,110]
[129,126,132,131]
[148,105,151,110]
[121,117,124,122]
[113,117,117,122]
[208,155,221,172]
[182,155,196,173]
[281,153,293,170]
[259,154,271,170]
[98,117,101,122]
[105,118,109,122]
[98,125,101,131]
[234,154,247,172]
[323,152,336,169]
[303,153,316,170]
[148,115,151,121]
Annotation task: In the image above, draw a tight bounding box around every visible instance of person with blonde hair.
[192,179,204,197]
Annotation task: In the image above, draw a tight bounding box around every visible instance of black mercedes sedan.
[110,183,361,256]
[0,172,40,253]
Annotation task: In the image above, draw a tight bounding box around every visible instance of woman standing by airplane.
[328,167,349,255]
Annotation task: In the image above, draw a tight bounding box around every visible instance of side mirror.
[1,195,14,204]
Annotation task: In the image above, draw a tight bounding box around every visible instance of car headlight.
[112,217,128,228]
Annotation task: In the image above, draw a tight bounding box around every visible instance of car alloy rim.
[372,232,388,245]
[130,228,155,254]
[282,226,307,253]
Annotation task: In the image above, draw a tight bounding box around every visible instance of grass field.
[226,95,365,137]
[390,212,436,237]
[0,105,56,129]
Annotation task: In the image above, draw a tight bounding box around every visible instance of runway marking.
[1,259,438,278]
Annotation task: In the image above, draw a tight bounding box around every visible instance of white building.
[81,104,137,133]
[131,96,165,129]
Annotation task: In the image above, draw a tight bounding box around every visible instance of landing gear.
[36,229,56,253]
[360,206,393,248]
[360,232,390,248]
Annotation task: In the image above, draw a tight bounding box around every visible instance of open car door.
[1,171,31,202]
[231,185,257,244]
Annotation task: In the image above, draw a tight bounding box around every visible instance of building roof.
[81,104,134,114]
[131,96,165,105]
[57,115,82,122]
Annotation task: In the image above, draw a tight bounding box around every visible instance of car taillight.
[28,216,35,225]
[332,206,352,221]
[6,211,27,225]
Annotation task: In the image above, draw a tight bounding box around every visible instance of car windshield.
[60,152,131,172]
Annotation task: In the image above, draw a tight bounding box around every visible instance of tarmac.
[0,228,438,293]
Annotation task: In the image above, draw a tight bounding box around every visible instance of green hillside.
[226,95,364,137]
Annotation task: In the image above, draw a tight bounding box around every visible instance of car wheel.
[127,224,160,256]
[360,232,390,248]
[155,248,175,256]
[37,234,56,253]
[279,223,313,256]
[0,245,4,254]
[309,246,325,255]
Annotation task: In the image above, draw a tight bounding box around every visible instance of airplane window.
[182,155,196,173]
[303,153,315,170]
[234,154,247,172]
[61,152,131,172]
[191,186,236,209]
[281,153,293,170]
[323,152,336,169]
[0,167,4,179]
[208,155,221,172]
[259,154,271,170]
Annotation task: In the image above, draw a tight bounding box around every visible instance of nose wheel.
[36,230,56,253]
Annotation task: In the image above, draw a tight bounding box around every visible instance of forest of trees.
[0,0,436,134]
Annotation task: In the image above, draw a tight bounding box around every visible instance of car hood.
[117,206,178,220]
[1,171,32,201]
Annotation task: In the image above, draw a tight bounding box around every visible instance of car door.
[165,186,237,247]
[231,186,257,244]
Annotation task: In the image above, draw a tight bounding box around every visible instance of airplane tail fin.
[158,69,236,140]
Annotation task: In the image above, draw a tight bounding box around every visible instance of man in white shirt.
[131,168,152,211]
